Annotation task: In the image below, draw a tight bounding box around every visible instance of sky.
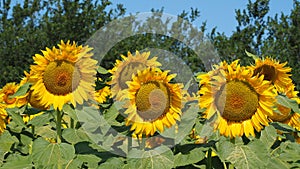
[8,0,295,36]
[109,0,294,36]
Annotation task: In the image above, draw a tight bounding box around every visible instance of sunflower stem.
[70,118,74,129]
[56,109,62,144]
[139,136,146,150]
[128,136,132,152]
[206,148,212,169]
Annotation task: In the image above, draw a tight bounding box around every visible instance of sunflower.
[197,60,240,86]
[0,82,28,108]
[249,57,293,91]
[29,40,98,110]
[270,84,300,131]
[123,68,183,138]
[199,61,276,138]
[0,103,8,134]
[20,71,49,110]
[94,86,111,104]
[109,51,161,100]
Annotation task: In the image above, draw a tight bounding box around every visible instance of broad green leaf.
[104,104,122,126]
[0,131,18,164]
[275,142,300,162]
[217,138,268,169]
[27,112,53,127]
[127,146,174,169]
[259,125,277,149]
[6,109,26,133]
[66,154,102,169]
[245,50,259,60]
[76,106,110,143]
[62,128,90,144]
[9,82,31,98]
[35,125,56,139]
[276,95,300,113]
[1,154,33,169]
[32,138,75,168]
[97,66,109,74]
[62,104,78,121]
[266,157,292,169]
[174,147,205,167]
[97,157,125,169]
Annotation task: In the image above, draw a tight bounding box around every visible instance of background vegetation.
[0,0,299,90]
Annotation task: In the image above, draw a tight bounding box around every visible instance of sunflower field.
[1,0,300,169]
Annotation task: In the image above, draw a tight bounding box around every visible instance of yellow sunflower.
[197,60,240,86]
[29,40,98,110]
[109,51,161,100]
[199,61,276,138]
[0,103,8,134]
[94,86,111,104]
[270,84,300,131]
[249,57,293,91]
[0,82,28,108]
[20,71,49,110]
[123,68,183,138]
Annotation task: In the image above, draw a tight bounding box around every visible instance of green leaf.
[217,137,269,169]
[97,66,109,74]
[62,128,90,144]
[6,108,26,133]
[259,125,277,149]
[266,157,292,169]
[275,142,300,162]
[104,104,122,126]
[62,104,78,122]
[66,154,102,169]
[127,146,174,169]
[0,131,18,164]
[97,157,125,169]
[32,138,75,168]
[174,147,205,167]
[276,95,300,113]
[35,125,56,139]
[1,154,33,169]
[9,82,31,98]
[27,112,53,127]
[245,50,259,60]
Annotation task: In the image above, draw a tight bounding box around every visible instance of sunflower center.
[43,61,81,95]
[215,81,259,121]
[254,65,277,82]
[3,90,16,104]
[135,81,170,121]
[270,104,292,122]
[119,62,146,89]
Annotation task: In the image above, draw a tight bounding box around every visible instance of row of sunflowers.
[0,40,299,168]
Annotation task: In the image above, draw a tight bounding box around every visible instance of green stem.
[139,136,146,150]
[128,136,132,152]
[207,148,212,169]
[56,109,62,144]
[70,118,74,129]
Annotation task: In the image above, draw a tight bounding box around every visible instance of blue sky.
[109,0,294,36]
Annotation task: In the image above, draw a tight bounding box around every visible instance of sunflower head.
[270,84,300,130]
[0,82,28,108]
[199,61,276,138]
[249,57,292,90]
[109,51,161,100]
[0,103,9,134]
[29,40,98,110]
[94,86,111,104]
[123,68,183,137]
